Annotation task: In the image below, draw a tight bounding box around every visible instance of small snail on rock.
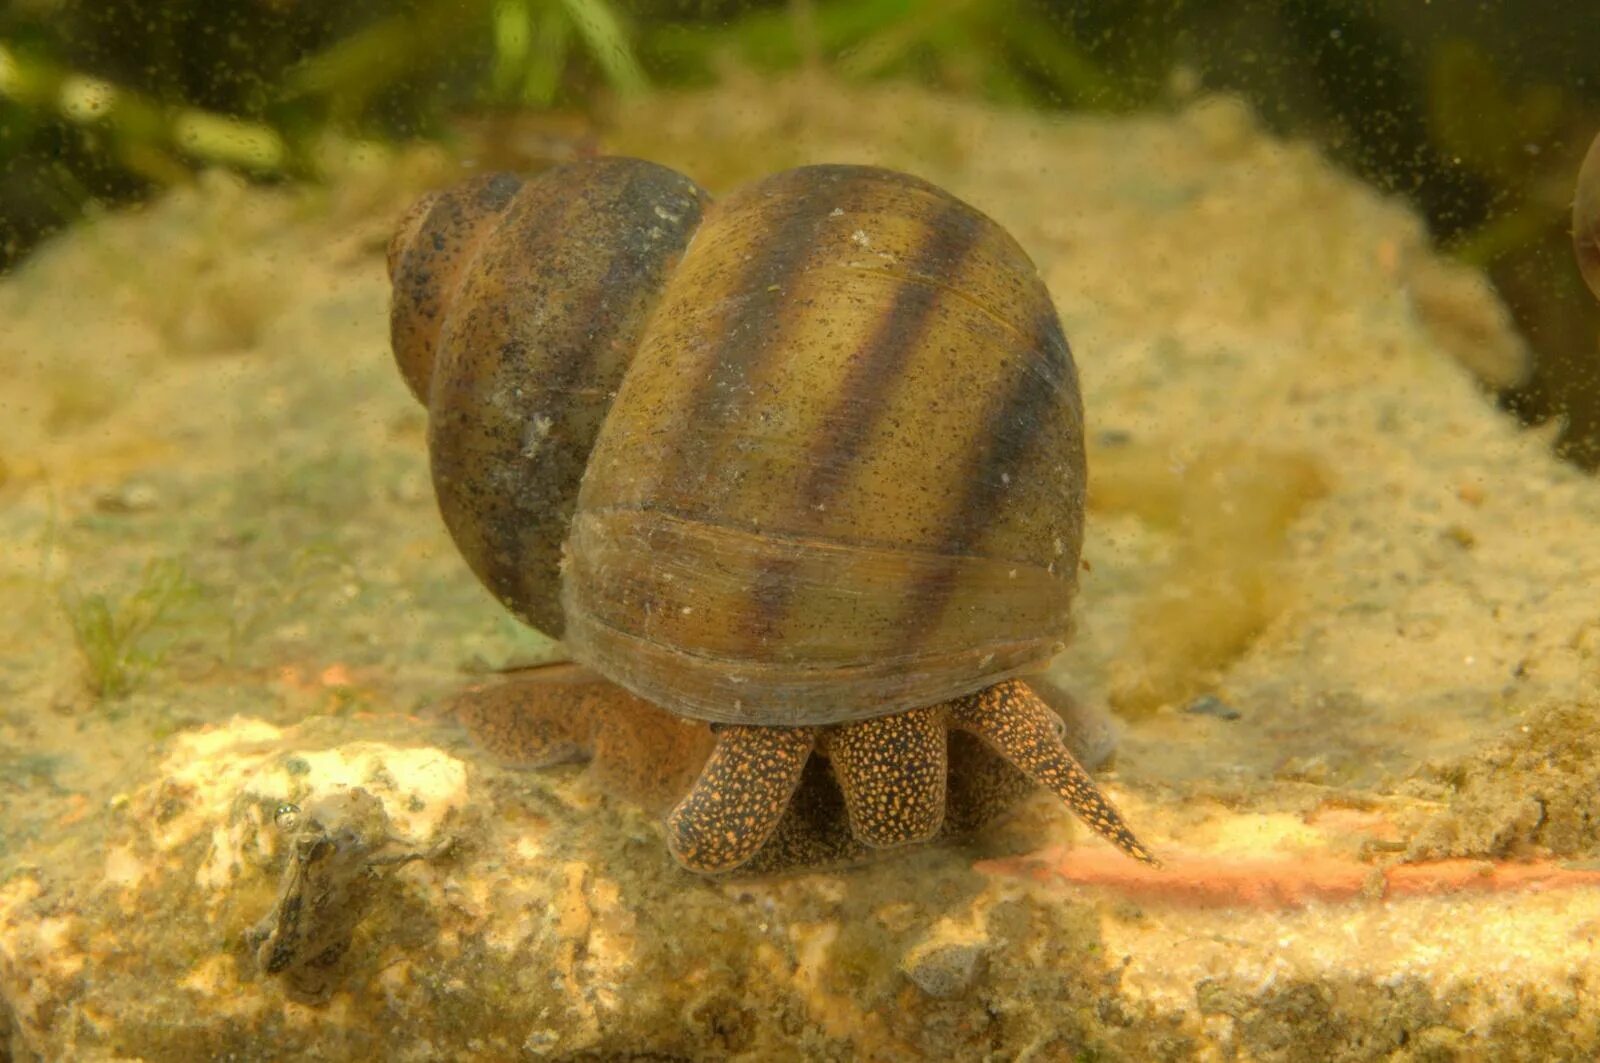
[388,156,1156,874]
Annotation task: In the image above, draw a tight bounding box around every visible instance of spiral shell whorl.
[388,173,527,404]
[393,158,709,636]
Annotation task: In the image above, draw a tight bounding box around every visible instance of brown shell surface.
[407,158,708,636]
[1577,132,1600,302]
[388,172,526,404]
[563,164,1085,725]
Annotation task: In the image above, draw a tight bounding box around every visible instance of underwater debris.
[247,786,453,1004]
[1403,252,1531,389]
[1181,694,1242,720]
[898,920,991,1000]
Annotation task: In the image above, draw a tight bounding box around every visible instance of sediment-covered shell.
[391,158,1084,726]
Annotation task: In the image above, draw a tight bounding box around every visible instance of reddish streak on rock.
[55,793,90,828]
[1387,859,1600,897]
[977,847,1600,909]
[276,662,367,692]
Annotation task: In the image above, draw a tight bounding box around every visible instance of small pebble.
[900,941,985,999]
[1183,694,1241,720]
[522,1029,561,1056]
[94,481,161,514]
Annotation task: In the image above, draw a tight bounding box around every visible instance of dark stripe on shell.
[528,162,706,404]
[389,172,526,402]
[649,166,884,506]
[439,160,707,636]
[796,200,988,510]
[898,309,1074,643]
[427,182,584,630]
[745,199,987,644]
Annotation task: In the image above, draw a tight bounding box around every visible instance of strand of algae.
[60,558,197,699]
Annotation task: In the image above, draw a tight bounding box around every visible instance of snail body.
[389,157,1153,873]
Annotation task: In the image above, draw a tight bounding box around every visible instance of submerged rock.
[5,75,1600,1060]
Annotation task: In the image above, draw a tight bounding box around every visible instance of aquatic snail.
[387,156,1157,874]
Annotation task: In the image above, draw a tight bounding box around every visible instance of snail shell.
[389,157,1084,727]
[1577,131,1600,301]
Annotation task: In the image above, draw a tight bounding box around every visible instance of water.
[2,4,1599,1060]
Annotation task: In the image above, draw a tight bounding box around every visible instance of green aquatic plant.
[0,41,291,175]
[219,542,357,668]
[643,0,1126,109]
[286,0,645,119]
[1424,39,1570,269]
[0,0,647,264]
[60,557,197,698]
[0,0,1148,265]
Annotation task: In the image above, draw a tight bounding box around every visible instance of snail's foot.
[951,680,1159,867]
[823,706,947,848]
[449,662,607,768]
[666,724,817,873]
[451,662,715,811]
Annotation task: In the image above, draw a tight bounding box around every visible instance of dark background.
[3,0,1598,460]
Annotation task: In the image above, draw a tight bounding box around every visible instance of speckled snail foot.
[390,155,1157,874]
[451,665,1117,875]
[666,681,1156,874]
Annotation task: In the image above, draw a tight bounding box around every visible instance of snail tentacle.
[665,724,817,873]
[951,681,1159,866]
[824,706,947,848]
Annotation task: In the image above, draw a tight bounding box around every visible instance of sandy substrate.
[1,74,1598,1061]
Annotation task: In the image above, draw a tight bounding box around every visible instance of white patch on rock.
[521,412,555,462]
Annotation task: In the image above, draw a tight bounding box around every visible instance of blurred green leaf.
[286,0,480,116]
[524,4,575,105]
[560,0,646,95]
